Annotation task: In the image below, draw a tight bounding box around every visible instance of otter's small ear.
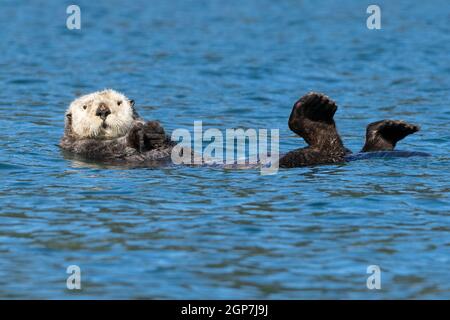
[65,113,73,134]
[129,99,135,107]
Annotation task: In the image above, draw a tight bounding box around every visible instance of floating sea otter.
[278,92,429,168]
[60,89,178,163]
[59,90,429,167]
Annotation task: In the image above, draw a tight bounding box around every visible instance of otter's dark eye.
[117,101,122,106]
[83,105,87,110]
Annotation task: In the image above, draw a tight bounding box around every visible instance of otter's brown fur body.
[60,90,426,168]
[60,122,175,162]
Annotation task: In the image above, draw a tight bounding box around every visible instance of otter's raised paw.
[362,120,420,152]
[377,120,419,136]
[288,92,338,134]
[297,92,337,121]
[128,121,167,152]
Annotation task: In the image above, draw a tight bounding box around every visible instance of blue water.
[0,0,449,299]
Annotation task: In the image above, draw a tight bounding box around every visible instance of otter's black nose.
[96,103,111,120]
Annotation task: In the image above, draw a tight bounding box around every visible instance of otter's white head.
[66,89,138,139]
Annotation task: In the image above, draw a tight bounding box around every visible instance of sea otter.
[278,92,430,168]
[60,90,428,168]
[60,89,179,163]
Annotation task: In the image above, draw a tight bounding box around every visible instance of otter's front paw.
[128,121,167,152]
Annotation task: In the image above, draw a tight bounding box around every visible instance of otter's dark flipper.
[279,92,348,168]
[287,92,345,151]
[362,120,420,152]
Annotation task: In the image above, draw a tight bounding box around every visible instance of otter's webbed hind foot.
[279,92,348,168]
[287,92,345,151]
[362,120,420,152]
[288,92,337,136]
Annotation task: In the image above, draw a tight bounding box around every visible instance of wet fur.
[279,93,349,168]
[60,90,177,162]
[61,90,426,168]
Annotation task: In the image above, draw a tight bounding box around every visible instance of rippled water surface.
[0,0,449,299]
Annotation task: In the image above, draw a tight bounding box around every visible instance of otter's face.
[66,89,136,139]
